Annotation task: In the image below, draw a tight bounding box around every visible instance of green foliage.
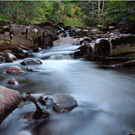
[50,13,61,24]
[75,8,80,16]
[0,1,83,26]
[61,1,75,18]
[104,1,135,27]
[53,1,61,12]
[78,1,103,26]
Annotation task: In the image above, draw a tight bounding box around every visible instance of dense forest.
[0,1,135,29]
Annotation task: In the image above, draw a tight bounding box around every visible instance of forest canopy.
[0,1,135,28]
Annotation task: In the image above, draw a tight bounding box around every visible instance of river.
[0,41,135,135]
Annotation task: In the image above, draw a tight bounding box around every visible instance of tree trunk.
[102,0,104,13]
[98,0,101,16]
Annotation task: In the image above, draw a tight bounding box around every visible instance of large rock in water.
[3,52,17,62]
[0,86,23,124]
[20,58,42,65]
[11,47,34,59]
[8,78,19,85]
[6,66,25,74]
[53,94,78,113]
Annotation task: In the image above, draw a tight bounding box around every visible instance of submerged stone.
[53,94,78,113]
[21,58,42,65]
[27,67,41,72]
[8,78,19,85]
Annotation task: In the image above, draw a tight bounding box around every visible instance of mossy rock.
[111,35,135,49]
[11,47,24,53]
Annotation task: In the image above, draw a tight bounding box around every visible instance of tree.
[104,1,135,28]
[0,1,39,23]
[79,0,105,26]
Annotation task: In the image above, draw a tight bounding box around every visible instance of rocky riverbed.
[0,21,135,135]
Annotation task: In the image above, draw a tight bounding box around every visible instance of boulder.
[6,66,25,74]
[19,45,31,50]
[8,78,19,85]
[94,39,110,57]
[90,29,103,34]
[40,34,53,48]
[110,35,135,56]
[0,20,10,26]
[79,38,92,45]
[74,44,93,58]
[11,47,29,59]
[21,58,42,66]
[3,52,17,62]
[13,47,34,59]
[0,56,4,64]
[53,94,78,113]
[0,86,23,124]
[33,47,42,52]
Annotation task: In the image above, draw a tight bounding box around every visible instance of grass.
[63,15,85,27]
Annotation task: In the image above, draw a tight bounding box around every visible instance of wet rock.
[0,23,43,51]
[0,56,4,63]
[27,67,41,72]
[0,85,23,124]
[6,66,25,74]
[21,58,42,65]
[3,52,17,62]
[11,47,30,59]
[0,20,10,26]
[94,39,110,57]
[19,45,31,50]
[74,44,93,58]
[58,32,67,38]
[111,35,135,49]
[53,94,78,113]
[8,78,19,85]
[41,34,53,48]
[79,38,92,45]
[130,132,135,135]
[110,35,135,56]
[33,47,42,52]
[90,28,103,34]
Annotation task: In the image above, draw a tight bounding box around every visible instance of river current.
[0,42,135,135]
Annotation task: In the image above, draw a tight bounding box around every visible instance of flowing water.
[0,42,135,135]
